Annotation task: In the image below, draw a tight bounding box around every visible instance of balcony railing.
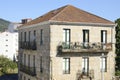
[77,69,94,79]
[57,42,112,53]
[19,63,36,76]
[19,41,37,50]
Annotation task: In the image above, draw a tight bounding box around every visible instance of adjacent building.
[18,5,116,80]
[0,22,21,61]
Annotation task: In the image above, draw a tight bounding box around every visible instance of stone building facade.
[18,5,116,80]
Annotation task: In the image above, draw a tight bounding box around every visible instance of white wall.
[0,23,21,61]
[0,31,18,60]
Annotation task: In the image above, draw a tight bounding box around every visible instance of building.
[18,5,116,80]
[0,22,21,61]
[0,19,31,61]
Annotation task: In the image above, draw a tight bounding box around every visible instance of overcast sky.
[0,0,119,22]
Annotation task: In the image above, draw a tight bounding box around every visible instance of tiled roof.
[22,5,114,26]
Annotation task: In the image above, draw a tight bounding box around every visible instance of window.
[40,56,43,73]
[63,29,70,43]
[40,29,43,45]
[33,55,35,67]
[34,30,36,41]
[24,32,26,42]
[83,30,89,48]
[20,53,23,64]
[33,55,36,73]
[24,54,26,65]
[101,30,107,44]
[83,30,89,42]
[82,57,89,75]
[6,50,8,52]
[63,29,70,49]
[28,31,31,42]
[100,57,107,72]
[28,55,30,67]
[21,32,23,41]
[63,58,70,74]
[20,32,23,48]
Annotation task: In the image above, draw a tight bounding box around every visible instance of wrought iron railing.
[57,42,112,53]
[19,41,37,50]
[19,63,36,76]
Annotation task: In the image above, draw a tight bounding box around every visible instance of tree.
[9,60,17,72]
[0,55,10,74]
[115,18,120,75]
[0,55,17,75]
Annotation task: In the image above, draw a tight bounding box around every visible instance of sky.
[0,0,120,22]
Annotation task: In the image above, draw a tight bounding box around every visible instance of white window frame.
[82,57,89,75]
[100,57,107,72]
[63,58,70,74]
[63,29,70,44]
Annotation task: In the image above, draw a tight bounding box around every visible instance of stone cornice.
[18,20,116,29]
[49,20,116,27]
[18,21,50,29]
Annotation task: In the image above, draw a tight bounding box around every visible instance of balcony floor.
[61,48,109,53]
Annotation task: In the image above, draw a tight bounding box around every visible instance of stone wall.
[19,23,51,80]
[50,24,115,80]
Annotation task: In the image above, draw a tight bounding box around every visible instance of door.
[101,30,107,44]
[83,30,89,48]
[101,30,107,49]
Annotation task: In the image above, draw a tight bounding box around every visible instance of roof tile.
[22,5,114,26]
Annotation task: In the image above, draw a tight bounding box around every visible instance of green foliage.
[115,18,120,75]
[115,70,120,76]
[9,60,17,71]
[0,55,17,75]
[0,18,10,32]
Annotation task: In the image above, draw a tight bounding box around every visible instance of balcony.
[19,41,37,50]
[57,42,112,53]
[19,63,36,76]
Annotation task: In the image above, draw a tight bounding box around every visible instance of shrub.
[115,70,120,76]
[0,55,17,75]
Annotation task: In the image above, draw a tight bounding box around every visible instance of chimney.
[21,18,32,24]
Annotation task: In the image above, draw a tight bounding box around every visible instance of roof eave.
[18,21,51,29]
[49,20,116,27]
[18,20,116,30]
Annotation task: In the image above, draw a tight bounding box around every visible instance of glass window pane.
[100,57,107,72]
[63,58,70,74]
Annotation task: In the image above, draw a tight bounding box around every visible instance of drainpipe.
[50,57,53,80]
[101,53,104,80]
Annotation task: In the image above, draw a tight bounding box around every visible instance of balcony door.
[24,32,26,43]
[63,29,70,48]
[83,30,89,48]
[101,30,107,49]
[101,30,107,44]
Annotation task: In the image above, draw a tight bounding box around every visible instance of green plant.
[115,70,120,76]
[115,18,120,73]
[0,55,18,75]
